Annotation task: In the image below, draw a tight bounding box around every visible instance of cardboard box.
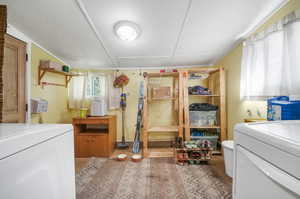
[40,60,62,71]
[151,86,171,99]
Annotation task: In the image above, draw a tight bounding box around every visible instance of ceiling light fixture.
[114,21,141,41]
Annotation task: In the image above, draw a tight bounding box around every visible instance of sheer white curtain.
[241,9,300,100]
[68,72,121,110]
[68,72,88,109]
[107,74,121,109]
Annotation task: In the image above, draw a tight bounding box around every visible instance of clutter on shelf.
[189,73,209,80]
[174,138,213,165]
[188,85,211,95]
[40,60,70,73]
[190,129,218,137]
[159,69,178,73]
[38,60,78,88]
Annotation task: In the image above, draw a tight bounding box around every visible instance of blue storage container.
[267,96,300,121]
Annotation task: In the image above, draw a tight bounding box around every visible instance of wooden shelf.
[148,126,179,132]
[174,147,213,164]
[146,72,179,78]
[148,148,174,158]
[175,147,213,152]
[189,94,220,97]
[189,125,220,129]
[188,67,220,75]
[212,150,222,155]
[148,97,176,102]
[38,67,79,88]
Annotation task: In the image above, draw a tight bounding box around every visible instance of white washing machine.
[0,124,75,199]
[234,121,300,199]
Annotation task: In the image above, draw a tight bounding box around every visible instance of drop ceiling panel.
[1,0,288,68]
[3,0,112,68]
[175,0,287,63]
[82,0,189,58]
[117,56,171,68]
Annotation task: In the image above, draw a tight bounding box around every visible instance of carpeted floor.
[76,158,232,199]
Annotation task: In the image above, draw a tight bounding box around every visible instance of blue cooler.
[267,96,300,121]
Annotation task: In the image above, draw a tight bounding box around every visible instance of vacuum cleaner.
[117,90,129,149]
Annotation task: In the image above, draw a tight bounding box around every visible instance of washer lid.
[235,121,300,158]
[0,124,73,159]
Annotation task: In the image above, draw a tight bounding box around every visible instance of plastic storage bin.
[31,98,48,113]
[267,96,300,120]
[189,111,217,126]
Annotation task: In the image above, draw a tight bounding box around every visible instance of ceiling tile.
[82,0,190,58]
[3,0,112,68]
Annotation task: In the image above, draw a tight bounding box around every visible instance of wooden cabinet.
[73,116,116,158]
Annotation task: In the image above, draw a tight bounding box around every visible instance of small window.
[86,74,106,98]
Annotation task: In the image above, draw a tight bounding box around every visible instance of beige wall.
[29,44,216,142]
[31,43,72,123]
[69,69,208,142]
[217,0,300,139]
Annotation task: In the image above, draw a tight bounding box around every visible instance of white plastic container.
[222,140,234,178]
[31,98,48,113]
[90,98,107,116]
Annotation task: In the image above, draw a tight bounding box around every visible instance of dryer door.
[234,146,300,199]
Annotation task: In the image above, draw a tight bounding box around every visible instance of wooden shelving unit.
[189,125,220,129]
[189,94,220,97]
[182,67,227,154]
[38,67,79,88]
[142,72,184,158]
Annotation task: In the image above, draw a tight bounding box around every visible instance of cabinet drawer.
[76,135,108,157]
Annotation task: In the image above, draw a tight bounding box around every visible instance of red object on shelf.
[159,69,178,73]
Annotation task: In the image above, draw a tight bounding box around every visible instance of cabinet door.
[77,135,108,157]
[90,135,108,157]
[77,136,92,157]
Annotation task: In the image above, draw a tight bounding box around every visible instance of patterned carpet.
[76,158,232,199]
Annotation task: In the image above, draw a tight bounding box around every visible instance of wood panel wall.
[0,5,7,122]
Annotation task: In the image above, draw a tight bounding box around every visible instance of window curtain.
[241,9,300,100]
[68,72,88,109]
[107,73,121,109]
[68,72,121,110]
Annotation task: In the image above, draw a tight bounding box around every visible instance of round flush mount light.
[114,21,141,41]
